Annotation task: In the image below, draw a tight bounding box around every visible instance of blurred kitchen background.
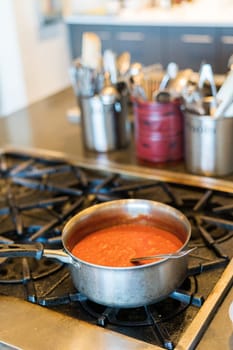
[1,0,233,116]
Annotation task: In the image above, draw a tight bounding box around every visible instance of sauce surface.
[71,223,183,267]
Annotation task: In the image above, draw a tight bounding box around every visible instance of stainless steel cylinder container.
[79,84,129,152]
[184,112,233,176]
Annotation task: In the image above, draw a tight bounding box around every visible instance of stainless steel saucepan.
[0,199,191,308]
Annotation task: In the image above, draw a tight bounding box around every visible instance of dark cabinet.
[112,26,161,65]
[162,27,217,72]
[216,28,233,74]
[67,24,161,65]
[68,24,114,59]
[67,23,232,74]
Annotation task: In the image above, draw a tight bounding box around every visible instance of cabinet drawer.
[115,31,145,41]
[163,27,217,71]
[180,34,214,44]
[220,35,233,45]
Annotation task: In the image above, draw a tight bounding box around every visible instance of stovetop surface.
[0,148,232,350]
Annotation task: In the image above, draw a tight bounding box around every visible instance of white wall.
[0,0,71,116]
[0,1,27,116]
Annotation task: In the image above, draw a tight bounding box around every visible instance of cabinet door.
[67,24,113,60]
[163,27,217,72]
[67,24,162,66]
[111,26,161,65]
[67,24,82,59]
[216,28,233,74]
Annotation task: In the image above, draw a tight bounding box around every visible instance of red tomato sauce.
[71,223,183,267]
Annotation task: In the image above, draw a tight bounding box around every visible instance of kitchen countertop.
[1,87,233,188]
[0,287,233,350]
[196,286,233,349]
[64,0,233,27]
[0,87,233,349]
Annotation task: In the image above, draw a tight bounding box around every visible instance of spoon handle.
[130,247,196,263]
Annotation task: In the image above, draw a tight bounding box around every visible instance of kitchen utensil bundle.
[81,32,102,71]
[214,69,233,117]
[159,62,178,90]
[129,61,197,104]
[69,62,104,98]
[183,62,233,119]
[198,64,217,106]
[129,62,163,101]
[69,33,104,98]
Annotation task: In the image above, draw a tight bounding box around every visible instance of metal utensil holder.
[79,84,130,152]
[184,112,233,176]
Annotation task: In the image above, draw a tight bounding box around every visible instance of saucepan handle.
[0,242,44,259]
[0,243,72,264]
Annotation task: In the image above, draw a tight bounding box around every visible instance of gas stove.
[0,147,233,350]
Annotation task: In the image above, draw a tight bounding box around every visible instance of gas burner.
[79,277,201,325]
[0,257,63,283]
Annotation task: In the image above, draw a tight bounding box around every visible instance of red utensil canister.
[132,98,184,163]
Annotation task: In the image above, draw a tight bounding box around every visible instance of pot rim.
[62,199,192,270]
[185,112,233,122]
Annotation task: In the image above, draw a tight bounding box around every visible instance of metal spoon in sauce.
[130,247,196,264]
